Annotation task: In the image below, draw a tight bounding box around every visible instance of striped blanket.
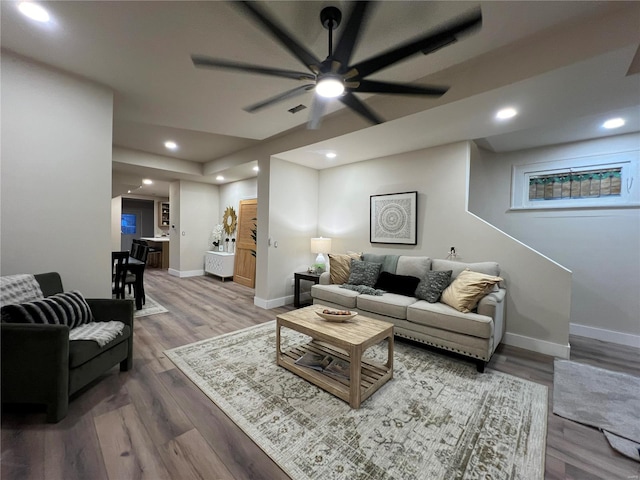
[1,274,124,346]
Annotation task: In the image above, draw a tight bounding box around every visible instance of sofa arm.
[86,298,134,327]
[477,288,506,317]
[478,288,506,349]
[1,323,70,421]
[319,272,331,285]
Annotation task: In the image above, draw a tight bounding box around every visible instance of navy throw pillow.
[374,271,421,297]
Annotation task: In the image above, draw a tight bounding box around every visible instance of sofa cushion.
[328,252,362,285]
[347,260,382,287]
[362,254,399,274]
[396,256,431,278]
[407,301,493,339]
[415,270,452,303]
[357,293,417,320]
[1,291,94,329]
[374,271,420,296]
[431,259,500,279]
[441,269,503,313]
[311,284,359,309]
[69,324,131,368]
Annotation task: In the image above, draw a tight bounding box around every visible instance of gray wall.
[469,134,640,346]
[259,142,573,356]
[1,52,113,296]
[168,180,219,276]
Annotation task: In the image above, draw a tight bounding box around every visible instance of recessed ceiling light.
[18,1,50,23]
[253,166,259,172]
[164,140,178,150]
[216,175,224,181]
[325,152,337,159]
[496,107,518,120]
[602,118,625,129]
[142,179,153,185]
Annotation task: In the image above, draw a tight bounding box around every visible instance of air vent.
[288,104,307,114]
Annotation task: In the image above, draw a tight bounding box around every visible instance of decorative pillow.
[374,271,421,297]
[0,290,94,329]
[441,269,503,313]
[347,259,382,288]
[415,270,452,303]
[329,252,362,284]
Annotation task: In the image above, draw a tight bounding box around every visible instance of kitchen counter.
[141,237,170,268]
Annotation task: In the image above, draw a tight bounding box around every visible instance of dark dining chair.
[139,239,162,268]
[126,244,149,304]
[112,251,129,299]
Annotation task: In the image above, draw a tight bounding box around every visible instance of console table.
[205,251,234,281]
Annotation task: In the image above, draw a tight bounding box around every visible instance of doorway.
[233,199,257,288]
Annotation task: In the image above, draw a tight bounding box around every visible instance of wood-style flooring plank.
[93,404,172,480]
[158,428,235,480]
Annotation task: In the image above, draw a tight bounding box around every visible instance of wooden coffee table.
[276,304,394,408]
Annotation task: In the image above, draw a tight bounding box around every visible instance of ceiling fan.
[192,2,482,129]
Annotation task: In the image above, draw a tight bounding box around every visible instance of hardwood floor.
[2,270,639,480]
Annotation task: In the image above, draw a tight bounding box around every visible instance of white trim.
[570,323,640,348]
[168,268,204,278]
[253,294,294,310]
[503,332,570,359]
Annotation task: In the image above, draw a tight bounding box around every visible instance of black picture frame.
[370,191,418,245]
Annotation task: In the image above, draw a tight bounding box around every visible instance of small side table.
[294,271,321,308]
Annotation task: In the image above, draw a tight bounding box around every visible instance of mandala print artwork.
[370,191,417,244]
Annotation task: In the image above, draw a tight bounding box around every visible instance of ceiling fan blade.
[244,85,315,113]
[354,80,448,96]
[237,1,322,71]
[332,1,371,69]
[307,96,329,130]
[339,92,383,125]
[191,55,316,81]
[351,8,482,79]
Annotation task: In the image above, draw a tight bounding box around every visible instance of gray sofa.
[311,255,505,372]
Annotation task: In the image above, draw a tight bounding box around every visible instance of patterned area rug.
[114,293,169,318]
[553,359,640,462]
[165,321,548,480]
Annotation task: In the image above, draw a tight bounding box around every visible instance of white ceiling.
[1,1,639,197]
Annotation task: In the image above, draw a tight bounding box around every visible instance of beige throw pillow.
[329,252,362,284]
[441,268,503,313]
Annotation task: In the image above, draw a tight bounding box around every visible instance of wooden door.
[233,199,257,288]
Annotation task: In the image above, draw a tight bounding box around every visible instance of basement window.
[511,150,639,210]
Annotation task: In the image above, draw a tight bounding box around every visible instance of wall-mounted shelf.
[159,201,170,227]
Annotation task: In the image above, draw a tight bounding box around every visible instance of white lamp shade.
[310,237,332,254]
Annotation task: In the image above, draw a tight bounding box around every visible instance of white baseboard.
[168,268,204,278]
[503,332,570,359]
[570,323,640,348]
[254,295,294,310]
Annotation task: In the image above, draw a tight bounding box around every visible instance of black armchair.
[1,272,134,422]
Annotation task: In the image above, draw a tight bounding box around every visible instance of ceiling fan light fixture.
[316,77,345,98]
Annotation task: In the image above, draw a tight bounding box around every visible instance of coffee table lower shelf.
[278,340,392,408]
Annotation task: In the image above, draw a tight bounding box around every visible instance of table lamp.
[310,237,332,272]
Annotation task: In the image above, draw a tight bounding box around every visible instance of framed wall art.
[370,191,418,245]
